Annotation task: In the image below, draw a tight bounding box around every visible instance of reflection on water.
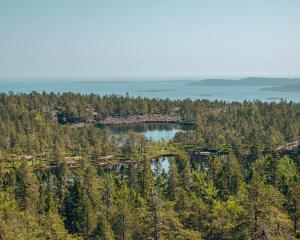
[143,129,180,141]
[103,122,193,141]
[98,123,194,174]
[152,156,171,173]
[102,156,173,176]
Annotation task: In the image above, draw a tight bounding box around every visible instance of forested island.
[187,77,300,93]
[0,92,300,239]
[187,77,300,86]
[261,84,300,93]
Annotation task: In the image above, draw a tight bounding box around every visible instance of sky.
[0,0,300,79]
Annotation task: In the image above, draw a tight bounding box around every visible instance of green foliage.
[0,93,299,239]
[212,196,245,239]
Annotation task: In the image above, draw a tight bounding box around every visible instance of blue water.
[104,123,188,141]
[0,78,299,102]
[106,123,185,172]
[151,156,171,174]
[143,128,181,141]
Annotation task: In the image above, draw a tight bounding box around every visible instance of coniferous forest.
[0,92,299,240]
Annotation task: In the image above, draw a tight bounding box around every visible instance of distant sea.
[0,78,299,102]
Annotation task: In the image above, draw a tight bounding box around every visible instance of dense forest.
[0,92,299,239]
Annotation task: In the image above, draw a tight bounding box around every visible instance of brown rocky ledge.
[98,114,181,125]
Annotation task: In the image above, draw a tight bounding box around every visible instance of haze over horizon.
[1,0,300,79]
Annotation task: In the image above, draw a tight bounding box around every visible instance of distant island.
[185,77,300,93]
[75,80,130,84]
[186,77,300,86]
[261,84,300,93]
[129,89,174,93]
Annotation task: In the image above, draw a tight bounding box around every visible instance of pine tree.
[91,215,115,240]
[141,156,154,200]
[63,172,96,237]
[14,162,39,211]
[245,170,293,239]
[112,181,136,240]
[211,196,245,239]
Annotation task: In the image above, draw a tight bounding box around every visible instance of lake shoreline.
[67,114,195,129]
[97,114,182,126]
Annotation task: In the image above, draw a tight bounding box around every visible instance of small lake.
[102,122,194,172]
[105,155,174,176]
[103,122,193,141]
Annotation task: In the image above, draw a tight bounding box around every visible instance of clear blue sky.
[0,0,299,78]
